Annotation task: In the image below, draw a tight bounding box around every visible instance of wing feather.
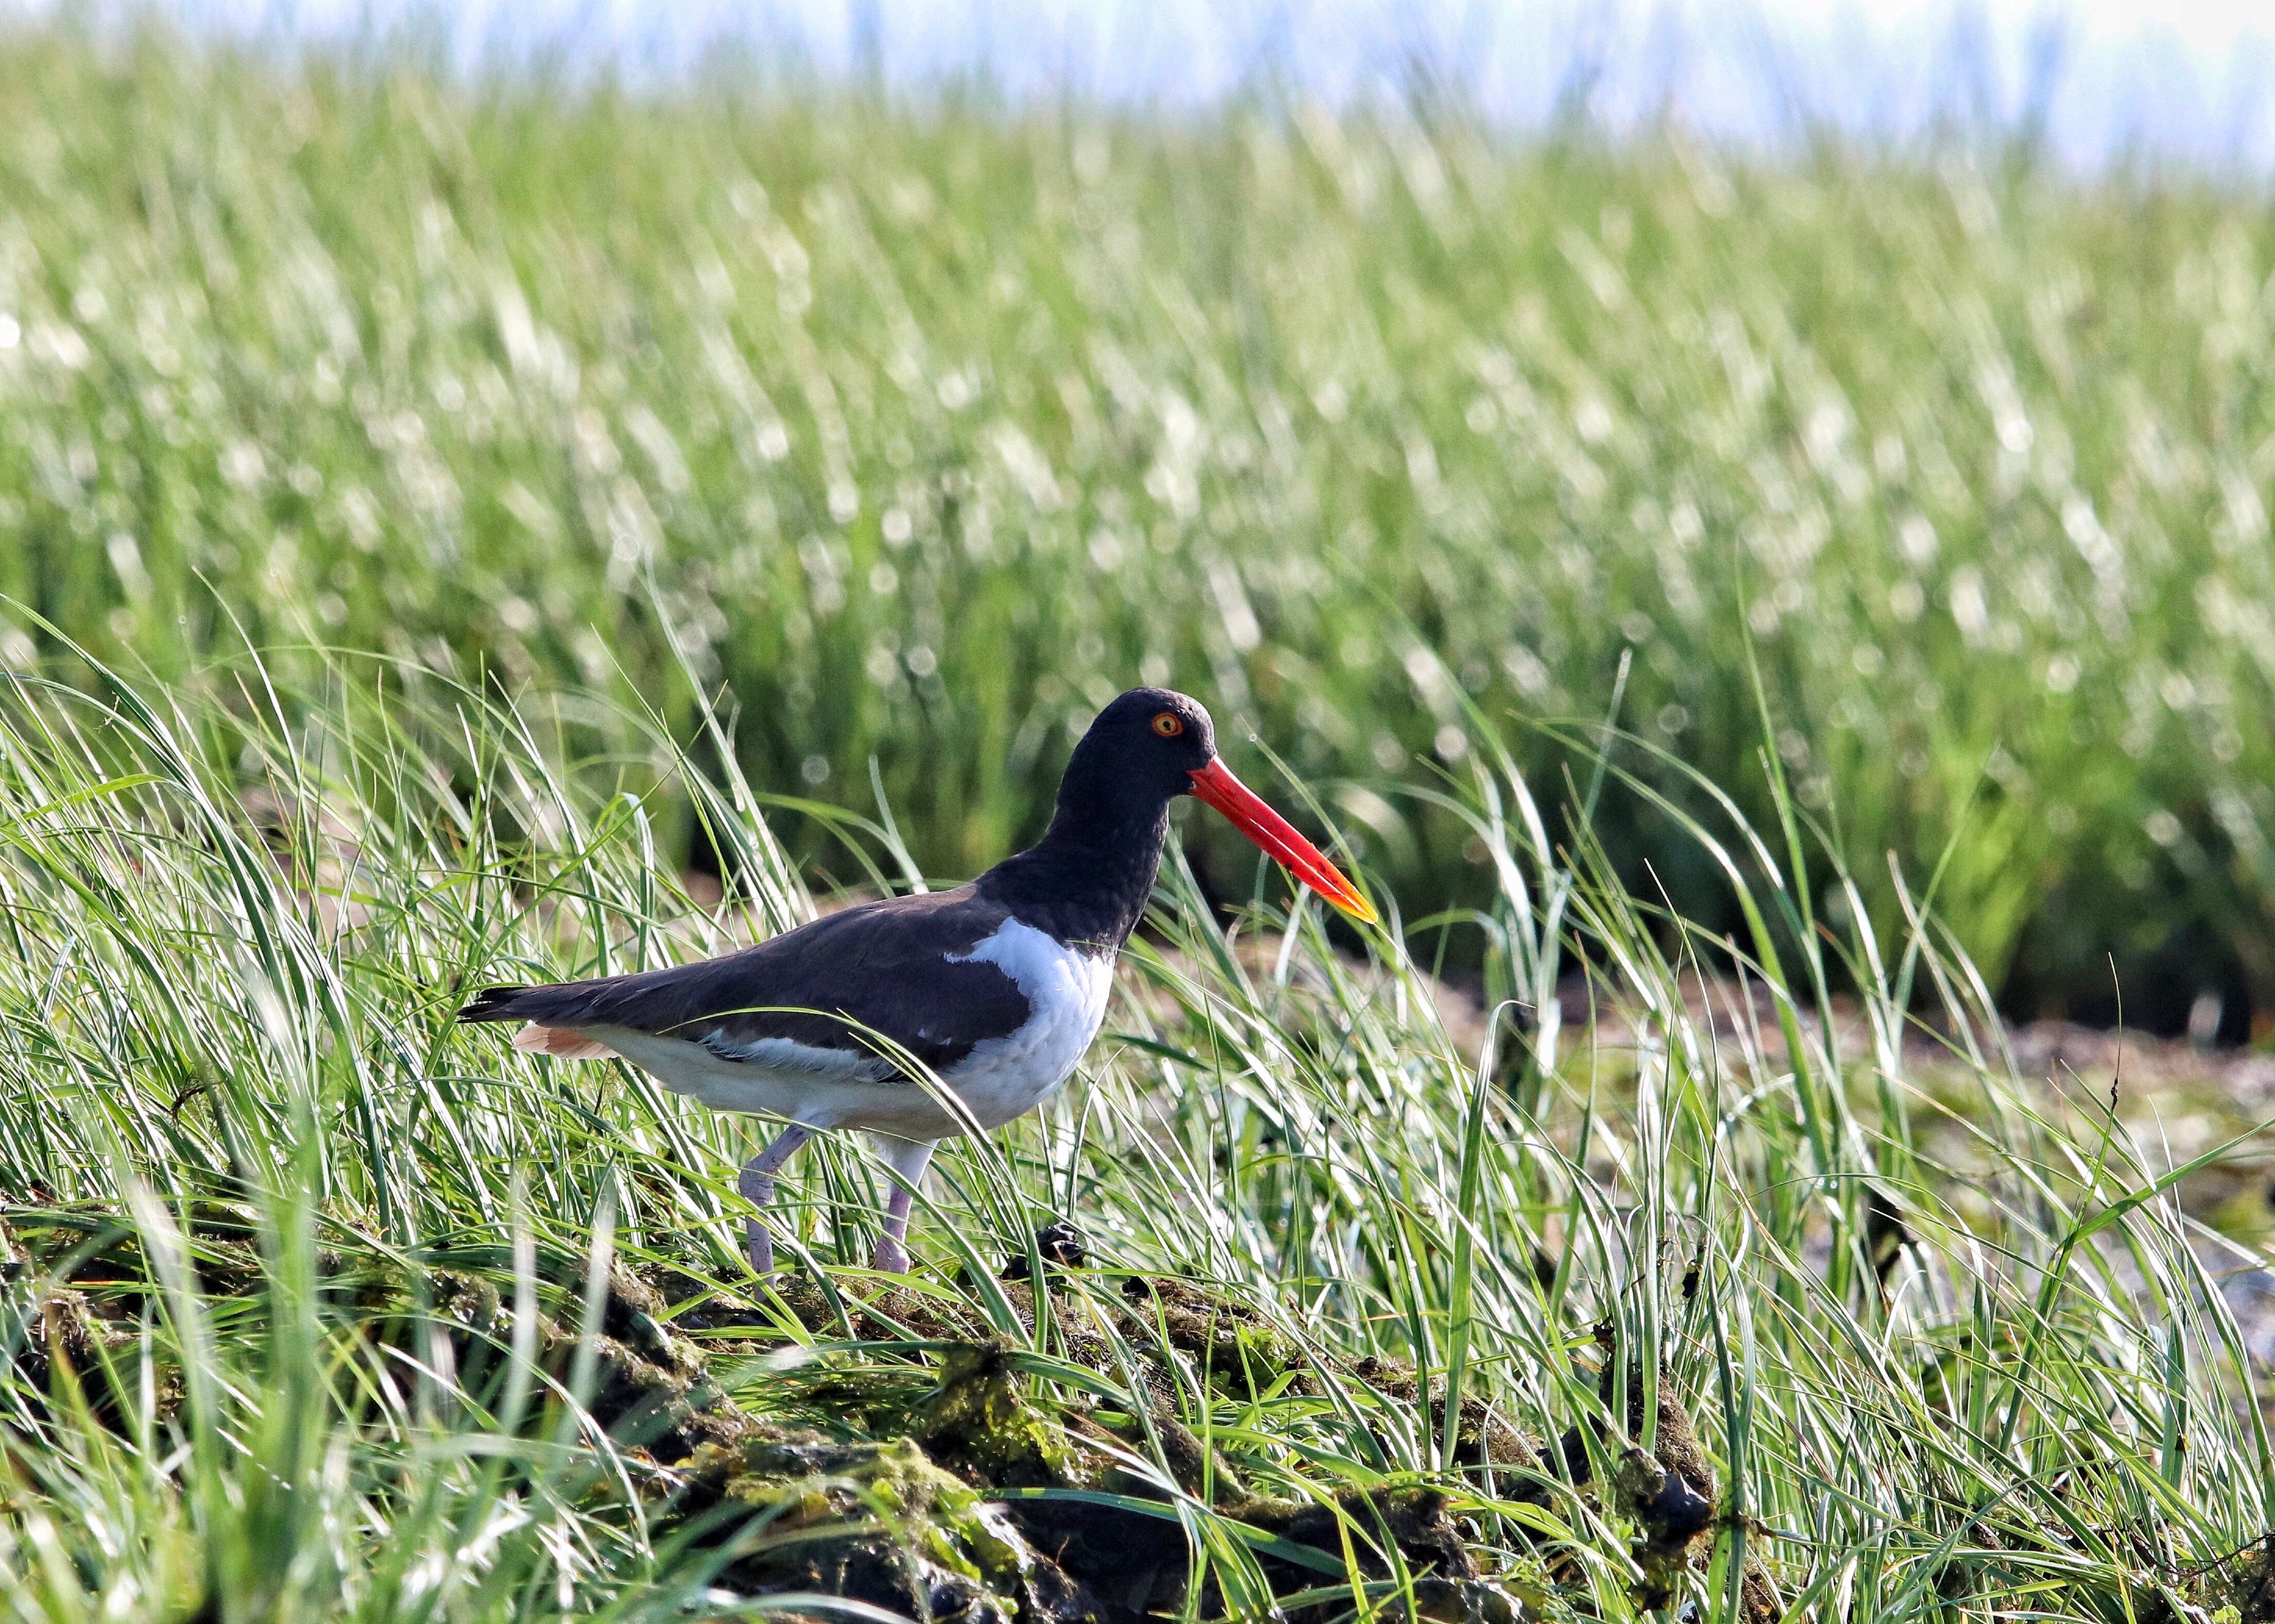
[460,885,1033,1074]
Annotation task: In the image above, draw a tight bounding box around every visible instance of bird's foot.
[870,1234,911,1275]
[745,1217,777,1279]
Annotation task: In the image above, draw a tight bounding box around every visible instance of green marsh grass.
[8,25,2275,1012]
[1,647,2271,1620]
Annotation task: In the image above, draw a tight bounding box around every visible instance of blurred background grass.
[6,18,2275,1028]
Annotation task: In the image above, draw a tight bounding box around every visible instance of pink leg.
[868,1136,938,1274]
[874,1184,916,1275]
[738,1124,812,1276]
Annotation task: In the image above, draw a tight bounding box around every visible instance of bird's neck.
[979,795,1172,955]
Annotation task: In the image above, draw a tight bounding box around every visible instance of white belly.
[591,922,1114,1138]
[940,922,1115,1128]
[594,1026,950,1134]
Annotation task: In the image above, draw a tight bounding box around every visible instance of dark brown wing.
[459,885,1031,1074]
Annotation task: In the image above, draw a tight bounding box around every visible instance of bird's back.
[459,883,1039,1080]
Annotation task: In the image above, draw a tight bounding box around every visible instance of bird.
[458,687,1375,1276]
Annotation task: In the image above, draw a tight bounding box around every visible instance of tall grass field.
[5,18,2275,1624]
[9,24,2275,1022]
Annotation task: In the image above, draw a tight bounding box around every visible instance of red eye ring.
[1152,712,1184,738]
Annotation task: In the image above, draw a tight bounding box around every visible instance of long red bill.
[1187,758,1377,925]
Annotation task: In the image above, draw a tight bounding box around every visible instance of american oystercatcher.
[459,688,1374,1275]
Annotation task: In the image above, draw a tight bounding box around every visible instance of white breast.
[940,919,1115,1128]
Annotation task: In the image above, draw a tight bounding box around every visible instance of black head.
[1066,687,1217,798]
[992,683,1374,940]
[1031,688,1215,853]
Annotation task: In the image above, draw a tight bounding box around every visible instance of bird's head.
[1065,686,1376,925]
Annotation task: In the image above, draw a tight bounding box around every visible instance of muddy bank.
[1,1207,1765,1622]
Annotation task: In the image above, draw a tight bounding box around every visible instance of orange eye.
[1152,712,1184,738]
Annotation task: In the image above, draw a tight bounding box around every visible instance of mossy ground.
[4,1206,1771,1622]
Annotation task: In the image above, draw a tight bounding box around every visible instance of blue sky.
[42,0,2275,167]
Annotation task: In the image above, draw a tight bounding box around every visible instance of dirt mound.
[2,1209,1783,1620]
